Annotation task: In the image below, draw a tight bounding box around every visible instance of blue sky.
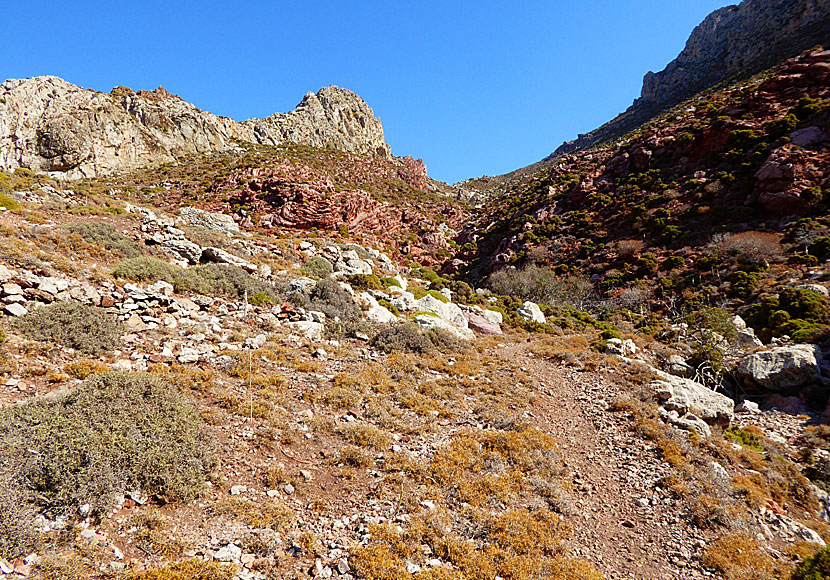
[2,1,735,183]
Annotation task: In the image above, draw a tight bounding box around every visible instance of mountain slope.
[553,0,830,156]
[0,77,390,179]
[454,48,830,343]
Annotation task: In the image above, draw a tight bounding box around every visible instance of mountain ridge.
[0,76,391,179]
[551,0,830,158]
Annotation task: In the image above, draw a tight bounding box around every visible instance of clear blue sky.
[2,1,735,183]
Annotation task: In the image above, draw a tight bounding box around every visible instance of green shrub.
[303,256,333,279]
[0,193,20,211]
[808,237,830,260]
[0,372,215,520]
[377,299,400,317]
[765,114,798,139]
[13,301,123,354]
[379,276,401,289]
[370,323,434,354]
[426,289,449,303]
[346,274,384,291]
[290,279,366,338]
[112,257,187,289]
[249,292,272,306]
[189,264,280,301]
[791,545,830,579]
[63,222,143,258]
[744,289,830,342]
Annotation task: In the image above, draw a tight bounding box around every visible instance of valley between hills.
[1,1,830,579]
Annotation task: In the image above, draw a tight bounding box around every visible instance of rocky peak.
[0,77,390,179]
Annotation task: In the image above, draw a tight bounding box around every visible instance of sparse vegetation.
[13,301,124,354]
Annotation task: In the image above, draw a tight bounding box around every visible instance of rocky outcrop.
[553,0,830,156]
[0,77,390,179]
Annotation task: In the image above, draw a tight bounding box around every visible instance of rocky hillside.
[0,77,391,179]
[553,0,830,156]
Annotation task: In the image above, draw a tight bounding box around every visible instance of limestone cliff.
[0,77,391,179]
[553,0,830,156]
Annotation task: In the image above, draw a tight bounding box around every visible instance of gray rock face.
[0,78,390,179]
[737,344,822,391]
[553,0,830,156]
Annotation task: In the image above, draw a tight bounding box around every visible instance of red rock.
[464,311,502,336]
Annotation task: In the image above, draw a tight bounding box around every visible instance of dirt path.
[499,346,710,580]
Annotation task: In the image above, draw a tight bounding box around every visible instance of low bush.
[62,222,143,258]
[113,258,281,301]
[13,301,123,354]
[291,278,366,337]
[303,256,333,279]
[0,372,215,520]
[488,266,593,310]
[371,323,434,354]
[791,545,830,579]
[112,257,187,288]
[0,476,37,560]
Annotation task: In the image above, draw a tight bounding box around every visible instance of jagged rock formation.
[0,77,391,179]
[553,0,830,156]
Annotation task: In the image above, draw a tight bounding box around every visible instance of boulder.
[480,309,503,325]
[665,355,695,378]
[357,292,397,324]
[180,207,239,235]
[334,256,373,276]
[162,239,203,264]
[737,344,821,391]
[4,303,27,317]
[413,314,475,341]
[414,294,467,327]
[463,311,502,336]
[285,321,323,340]
[388,288,417,312]
[605,338,637,356]
[202,247,257,272]
[287,277,317,294]
[651,369,734,425]
[517,301,545,324]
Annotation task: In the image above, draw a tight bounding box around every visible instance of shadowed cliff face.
[553,0,830,157]
[0,77,390,179]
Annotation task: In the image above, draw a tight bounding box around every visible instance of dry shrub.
[371,323,434,354]
[615,239,645,257]
[13,301,123,354]
[487,265,594,309]
[713,231,784,266]
[0,475,37,560]
[64,359,109,379]
[127,559,237,580]
[62,221,143,258]
[211,499,293,531]
[701,533,786,580]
